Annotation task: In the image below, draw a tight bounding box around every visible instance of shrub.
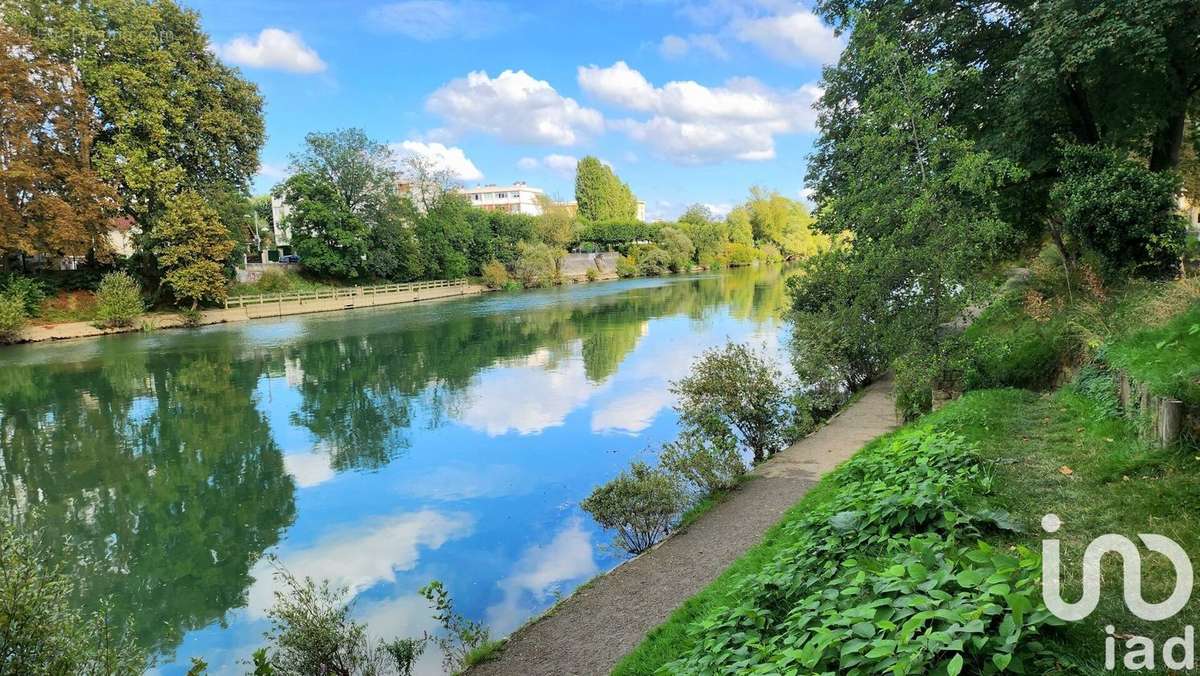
[0,292,27,343]
[893,353,935,421]
[658,430,746,495]
[255,269,293,293]
[93,271,144,329]
[420,580,492,673]
[672,342,794,463]
[581,461,686,555]
[1052,144,1187,278]
[0,522,147,674]
[758,242,783,264]
[480,259,510,289]
[264,564,426,675]
[514,241,561,288]
[657,226,695,272]
[179,307,203,328]
[632,244,672,276]
[585,266,599,282]
[615,254,639,278]
[1,274,46,315]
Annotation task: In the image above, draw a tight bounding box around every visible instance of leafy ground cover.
[1105,302,1200,405]
[619,376,1200,674]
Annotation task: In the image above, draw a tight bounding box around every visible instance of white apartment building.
[270,194,293,247]
[458,182,545,216]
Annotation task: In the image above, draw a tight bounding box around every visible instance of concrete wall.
[236,261,299,284]
[561,252,620,278]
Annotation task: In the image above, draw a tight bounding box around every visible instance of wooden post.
[1158,399,1184,447]
[1118,371,1131,414]
[1138,383,1152,416]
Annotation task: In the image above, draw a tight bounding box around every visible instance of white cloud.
[458,347,600,436]
[427,70,604,146]
[392,140,483,181]
[578,61,821,164]
[212,28,326,74]
[369,1,520,40]
[734,10,843,65]
[658,33,728,60]
[256,162,290,182]
[515,154,578,177]
[246,510,473,618]
[283,450,334,488]
[591,387,674,435]
[485,519,599,634]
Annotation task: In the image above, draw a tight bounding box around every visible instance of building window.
[472,193,480,201]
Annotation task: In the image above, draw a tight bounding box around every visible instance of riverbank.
[468,375,898,676]
[11,282,487,345]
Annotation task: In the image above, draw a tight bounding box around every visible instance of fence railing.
[224,279,468,309]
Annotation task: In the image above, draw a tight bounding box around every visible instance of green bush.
[93,271,144,329]
[656,226,695,272]
[658,431,746,495]
[0,292,27,343]
[1052,144,1187,278]
[893,353,935,421]
[514,241,561,288]
[420,580,492,673]
[0,522,147,674]
[263,564,425,675]
[672,342,794,463]
[255,269,294,293]
[719,242,758,267]
[480,259,510,290]
[615,254,638,278]
[581,461,686,555]
[1,274,46,315]
[632,244,672,276]
[961,295,1069,391]
[585,266,599,282]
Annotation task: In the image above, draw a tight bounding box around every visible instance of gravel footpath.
[469,376,898,676]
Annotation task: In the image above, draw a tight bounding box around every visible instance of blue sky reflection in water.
[0,268,791,674]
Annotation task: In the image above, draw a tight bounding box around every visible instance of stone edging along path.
[12,283,488,345]
[469,376,898,676]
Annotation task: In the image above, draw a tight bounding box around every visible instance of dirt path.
[470,376,898,676]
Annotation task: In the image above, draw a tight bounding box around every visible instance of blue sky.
[188,0,840,220]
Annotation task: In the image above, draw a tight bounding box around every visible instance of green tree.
[672,342,794,463]
[801,33,1022,407]
[677,205,729,266]
[367,193,424,282]
[744,188,828,258]
[281,173,370,279]
[724,207,754,246]
[416,193,473,279]
[4,0,264,249]
[575,156,637,222]
[580,462,685,555]
[150,191,235,309]
[514,240,561,288]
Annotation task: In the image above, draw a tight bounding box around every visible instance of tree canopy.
[575,156,638,222]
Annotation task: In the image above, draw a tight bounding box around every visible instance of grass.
[33,290,99,324]
[674,475,755,531]
[228,269,347,297]
[1105,301,1200,404]
[458,639,506,673]
[931,386,1200,673]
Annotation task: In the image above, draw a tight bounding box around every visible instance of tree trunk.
[1149,108,1187,172]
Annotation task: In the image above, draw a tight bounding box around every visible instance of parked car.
[280,254,301,264]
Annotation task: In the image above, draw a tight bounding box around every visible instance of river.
[0,266,792,674]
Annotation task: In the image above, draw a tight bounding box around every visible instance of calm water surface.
[0,267,791,674]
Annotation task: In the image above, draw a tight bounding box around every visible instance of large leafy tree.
[0,26,118,264]
[575,156,637,222]
[281,129,400,279]
[149,191,236,309]
[799,34,1022,405]
[816,0,1200,239]
[4,0,264,255]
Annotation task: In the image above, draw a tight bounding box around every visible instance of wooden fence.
[224,279,468,309]
[1115,369,1188,447]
